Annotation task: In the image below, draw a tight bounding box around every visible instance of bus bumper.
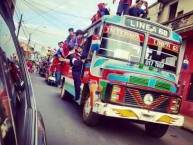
[92,102,184,126]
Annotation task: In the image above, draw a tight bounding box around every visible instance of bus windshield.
[97,24,144,63]
[145,36,180,73]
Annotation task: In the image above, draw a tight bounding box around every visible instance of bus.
[60,15,184,138]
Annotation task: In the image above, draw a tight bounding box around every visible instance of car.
[0,1,47,145]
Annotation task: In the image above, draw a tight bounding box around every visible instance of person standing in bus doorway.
[66,28,75,44]
[113,0,132,16]
[68,46,86,101]
[129,0,149,18]
[61,45,87,101]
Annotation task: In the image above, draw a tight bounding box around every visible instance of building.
[148,0,193,131]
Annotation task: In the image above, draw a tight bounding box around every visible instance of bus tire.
[83,94,99,126]
[145,123,169,138]
[60,78,69,100]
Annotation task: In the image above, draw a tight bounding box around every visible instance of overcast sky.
[14,0,157,53]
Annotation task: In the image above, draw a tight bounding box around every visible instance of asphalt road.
[31,73,193,145]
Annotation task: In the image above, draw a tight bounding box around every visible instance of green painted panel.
[155,80,171,91]
[129,76,149,87]
[100,80,108,101]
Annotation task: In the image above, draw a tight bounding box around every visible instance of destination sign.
[148,36,180,53]
[103,25,144,42]
[125,19,170,37]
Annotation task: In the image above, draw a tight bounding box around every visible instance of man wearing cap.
[66,28,75,44]
[113,0,133,16]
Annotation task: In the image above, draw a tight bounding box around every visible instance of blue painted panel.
[172,32,182,43]
[94,59,108,67]
[171,85,177,93]
[107,74,129,83]
[104,16,121,23]
[85,63,91,68]
[149,78,156,88]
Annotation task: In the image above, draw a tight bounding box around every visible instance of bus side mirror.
[91,35,101,52]
[182,59,189,70]
[91,44,100,51]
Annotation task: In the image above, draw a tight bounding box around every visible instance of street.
[31,73,193,145]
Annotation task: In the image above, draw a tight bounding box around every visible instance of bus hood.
[101,64,177,93]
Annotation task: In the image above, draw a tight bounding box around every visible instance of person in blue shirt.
[129,0,149,18]
[66,28,75,44]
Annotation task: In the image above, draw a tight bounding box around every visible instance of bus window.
[97,24,144,63]
[145,36,180,73]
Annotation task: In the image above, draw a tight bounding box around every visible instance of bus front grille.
[123,88,170,113]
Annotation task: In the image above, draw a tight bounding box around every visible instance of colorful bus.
[60,15,184,138]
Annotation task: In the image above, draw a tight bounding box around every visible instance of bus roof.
[85,15,182,43]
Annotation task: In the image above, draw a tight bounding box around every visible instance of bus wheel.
[60,80,69,100]
[145,122,169,138]
[83,94,99,126]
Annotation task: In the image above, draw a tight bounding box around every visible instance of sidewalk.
[182,115,193,132]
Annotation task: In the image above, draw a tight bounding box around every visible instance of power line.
[22,0,67,31]
[22,26,64,38]
[25,0,90,20]
[22,0,77,28]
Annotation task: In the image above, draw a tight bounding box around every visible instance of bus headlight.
[110,85,125,102]
[168,97,181,114]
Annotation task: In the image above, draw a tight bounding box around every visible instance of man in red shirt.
[113,0,132,16]
[50,54,62,87]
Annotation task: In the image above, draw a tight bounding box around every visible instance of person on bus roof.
[91,3,110,24]
[66,28,75,44]
[129,0,149,18]
[98,3,110,17]
[113,0,132,16]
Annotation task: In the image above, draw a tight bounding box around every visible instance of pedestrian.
[51,54,62,87]
[129,0,149,18]
[113,0,133,16]
[66,28,75,44]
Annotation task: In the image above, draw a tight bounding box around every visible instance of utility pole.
[27,33,31,58]
[16,14,23,38]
